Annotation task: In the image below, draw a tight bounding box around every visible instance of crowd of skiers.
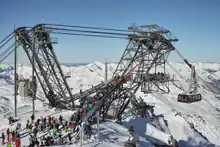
[1,110,93,147]
[79,74,133,115]
[0,74,135,146]
[112,74,132,87]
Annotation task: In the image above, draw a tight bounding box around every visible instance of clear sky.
[0,0,219,64]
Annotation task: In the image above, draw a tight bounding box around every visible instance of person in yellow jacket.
[64,126,68,133]
[7,142,12,147]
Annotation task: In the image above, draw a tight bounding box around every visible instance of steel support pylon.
[112,25,178,117]
[15,26,74,109]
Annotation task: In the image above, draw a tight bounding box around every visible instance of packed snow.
[0,61,220,146]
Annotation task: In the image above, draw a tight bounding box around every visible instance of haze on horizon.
[0,0,219,64]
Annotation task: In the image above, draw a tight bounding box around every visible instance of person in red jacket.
[1,132,5,144]
[15,138,21,147]
[6,128,10,141]
[15,134,21,147]
[68,122,71,129]
[128,74,132,79]
[11,131,15,142]
[81,108,85,113]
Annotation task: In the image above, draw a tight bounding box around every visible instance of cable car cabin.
[177,93,202,103]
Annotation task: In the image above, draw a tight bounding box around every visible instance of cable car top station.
[0,23,202,121]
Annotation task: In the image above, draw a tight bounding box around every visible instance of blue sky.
[0,0,219,64]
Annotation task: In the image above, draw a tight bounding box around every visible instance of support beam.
[97,111,100,141]
[80,122,84,146]
[105,58,108,82]
[32,31,35,116]
[14,26,17,118]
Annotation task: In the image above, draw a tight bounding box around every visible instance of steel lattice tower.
[15,26,74,109]
[112,25,178,116]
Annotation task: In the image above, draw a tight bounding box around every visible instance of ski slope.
[0,62,219,146]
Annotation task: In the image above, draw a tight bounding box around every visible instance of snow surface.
[0,62,220,146]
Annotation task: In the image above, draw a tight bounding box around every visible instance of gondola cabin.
[177,93,202,103]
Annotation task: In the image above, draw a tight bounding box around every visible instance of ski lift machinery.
[175,49,202,103]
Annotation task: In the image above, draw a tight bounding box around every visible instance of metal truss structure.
[0,23,200,124]
[14,26,74,109]
[111,25,178,117]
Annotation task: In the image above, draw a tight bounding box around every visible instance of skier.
[28,125,33,135]
[64,125,68,133]
[31,114,35,124]
[15,137,21,147]
[64,120,68,127]
[58,133,63,145]
[6,128,10,141]
[68,122,71,129]
[26,120,30,130]
[7,142,12,147]
[33,127,38,137]
[50,118,54,128]
[8,117,12,125]
[46,134,52,146]
[85,122,92,138]
[35,138,39,147]
[59,115,63,125]
[87,103,92,111]
[1,132,5,145]
[43,117,47,128]
[76,112,81,123]
[51,128,56,140]
[92,97,96,106]
[68,132,72,142]
[56,123,60,133]
[36,118,40,125]
[11,131,15,142]
[82,122,86,133]
[29,135,35,147]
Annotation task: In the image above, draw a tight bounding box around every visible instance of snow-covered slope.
[0,62,220,146]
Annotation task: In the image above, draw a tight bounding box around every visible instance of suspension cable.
[174,49,186,61]
[43,27,131,37]
[0,49,14,63]
[166,61,184,79]
[166,61,185,91]
[0,35,14,50]
[0,32,14,45]
[44,23,134,33]
[0,43,14,59]
[50,31,128,40]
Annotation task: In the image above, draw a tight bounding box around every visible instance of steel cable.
[0,49,14,63]
[0,32,13,45]
[44,23,134,33]
[43,27,131,36]
[0,35,14,50]
[0,43,14,59]
[50,31,128,40]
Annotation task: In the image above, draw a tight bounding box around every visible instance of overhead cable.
[50,32,128,40]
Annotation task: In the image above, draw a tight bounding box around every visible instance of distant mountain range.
[0,61,220,68]
[61,63,89,67]
[61,62,118,67]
